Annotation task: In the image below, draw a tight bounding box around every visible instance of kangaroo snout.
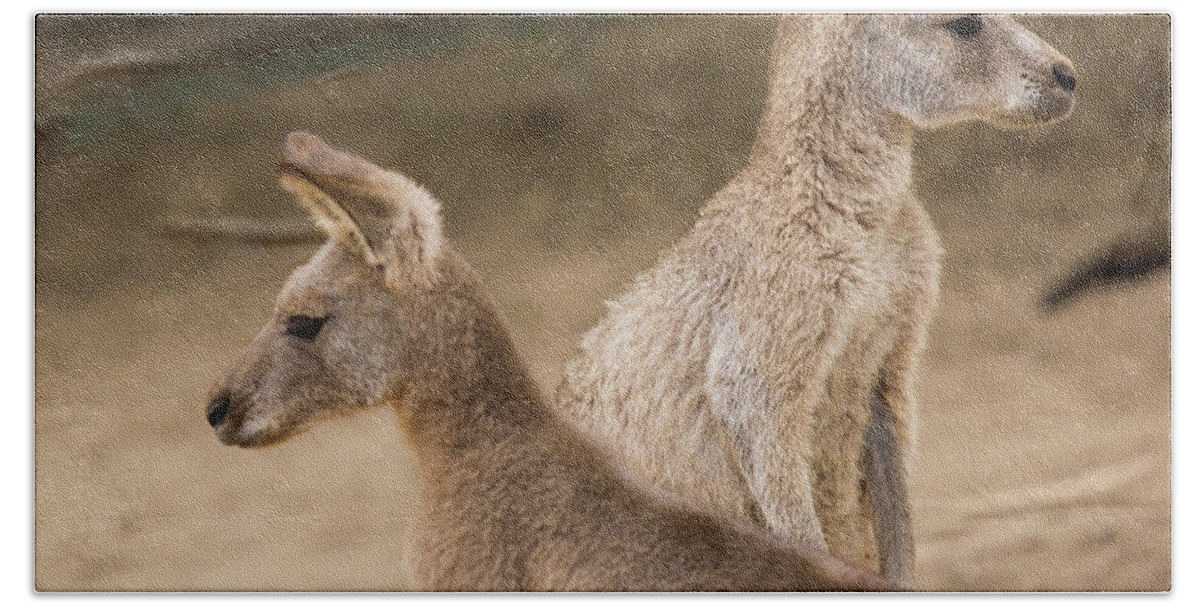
[205,381,267,446]
[207,392,232,427]
[1052,62,1077,91]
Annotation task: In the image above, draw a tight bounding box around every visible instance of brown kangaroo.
[205,131,899,592]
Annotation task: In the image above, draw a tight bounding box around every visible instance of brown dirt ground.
[34,14,1170,591]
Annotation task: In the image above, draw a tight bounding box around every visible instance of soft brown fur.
[206,131,899,592]
[556,14,1077,585]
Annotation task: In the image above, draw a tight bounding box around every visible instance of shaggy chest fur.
[557,181,941,564]
[749,197,941,563]
[740,191,941,386]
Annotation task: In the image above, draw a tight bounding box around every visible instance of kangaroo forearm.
[864,382,914,586]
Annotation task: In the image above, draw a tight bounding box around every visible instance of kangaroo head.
[206,131,450,447]
[849,14,1077,129]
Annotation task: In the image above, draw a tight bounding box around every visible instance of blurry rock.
[1040,118,1170,312]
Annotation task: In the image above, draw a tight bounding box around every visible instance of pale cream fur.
[556,14,1076,586]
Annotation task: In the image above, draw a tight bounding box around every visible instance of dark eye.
[285,315,328,341]
[944,15,984,39]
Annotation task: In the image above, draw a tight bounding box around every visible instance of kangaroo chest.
[746,200,940,413]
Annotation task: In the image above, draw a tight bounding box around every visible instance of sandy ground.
[34,15,1170,591]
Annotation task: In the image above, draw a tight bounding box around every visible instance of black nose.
[1052,63,1076,92]
[207,393,231,427]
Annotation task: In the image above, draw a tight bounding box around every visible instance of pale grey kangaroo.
[557,14,1077,585]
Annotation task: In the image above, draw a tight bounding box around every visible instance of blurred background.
[34,14,1170,591]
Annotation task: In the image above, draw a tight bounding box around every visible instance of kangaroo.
[205,131,898,592]
[556,14,1077,586]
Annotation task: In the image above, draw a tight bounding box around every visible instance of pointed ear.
[277,131,444,284]
[278,165,378,260]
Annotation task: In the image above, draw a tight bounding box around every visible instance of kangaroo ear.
[277,131,444,284]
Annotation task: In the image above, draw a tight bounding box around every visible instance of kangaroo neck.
[742,20,914,229]
[397,293,551,480]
